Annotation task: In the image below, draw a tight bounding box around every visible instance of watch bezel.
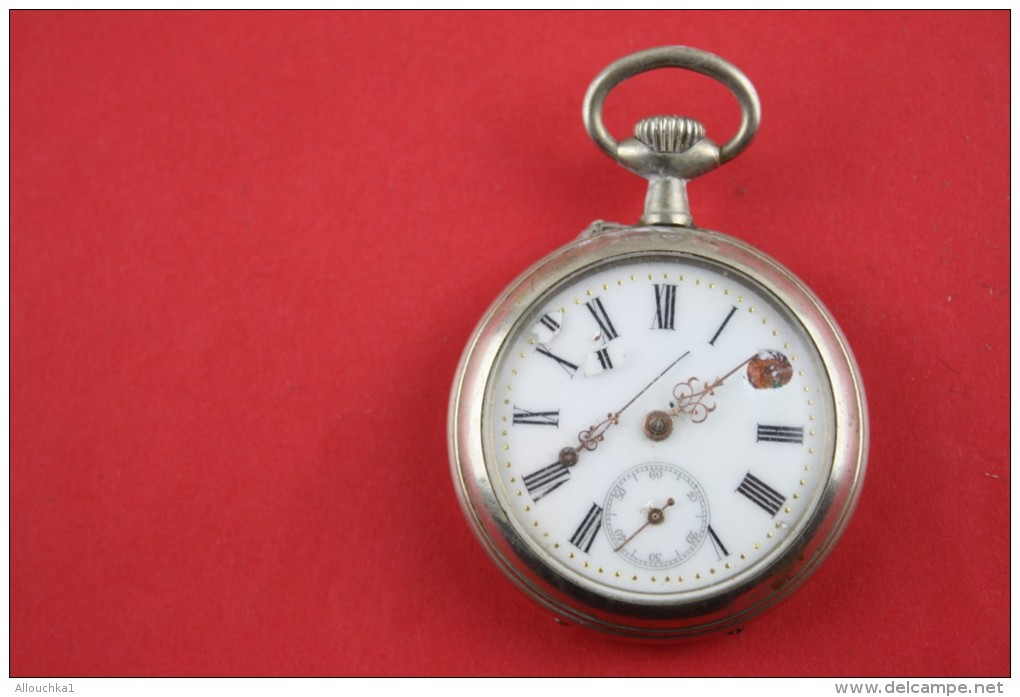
[448,223,868,638]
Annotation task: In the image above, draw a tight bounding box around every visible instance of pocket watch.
[448,46,868,638]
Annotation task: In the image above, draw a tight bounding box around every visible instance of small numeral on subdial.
[522,462,571,502]
[756,424,804,444]
[736,472,786,517]
[569,503,603,554]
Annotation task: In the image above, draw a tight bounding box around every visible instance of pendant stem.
[640,176,692,227]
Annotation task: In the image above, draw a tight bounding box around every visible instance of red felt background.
[10,11,1010,677]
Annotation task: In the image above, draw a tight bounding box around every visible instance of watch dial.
[484,253,836,602]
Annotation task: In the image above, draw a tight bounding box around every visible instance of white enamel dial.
[483,253,836,601]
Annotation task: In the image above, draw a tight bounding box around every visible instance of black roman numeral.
[585,297,619,341]
[653,284,677,330]
[756,424,804,444]
[708,525,729,559]
[594,347,614,371]
[522,462,571,502]
[512,407,560,427]
[709,305,738,346]
[538,313,560,334]
[536,345,579,377]
[736,472,786,517]
[569,503,603,553]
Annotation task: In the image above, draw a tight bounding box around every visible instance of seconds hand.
[613,498,676,552]
[558,350,690,467]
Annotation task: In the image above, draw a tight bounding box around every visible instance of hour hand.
[559,411,617,466]
[556,350,690,467]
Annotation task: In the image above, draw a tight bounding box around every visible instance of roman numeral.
[585,297,619,341]
[709,305,738,346]
[569,503,603,553]
[583,343,627,377]
[536,345,579,377]
[653,284,677,330]
[756,424,804,444]
[522,462,571,502]
[538,313,560,333]
[532,310,564,343]
[512,407,560,427]
[736,472,786,517]
[708,525,729,559]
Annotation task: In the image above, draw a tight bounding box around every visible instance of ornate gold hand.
[557,351,690,467]
[669,350,793,424]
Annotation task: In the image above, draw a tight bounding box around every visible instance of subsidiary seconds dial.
[603,463,709,570]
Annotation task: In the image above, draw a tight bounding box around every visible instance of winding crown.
[634,115,706,154]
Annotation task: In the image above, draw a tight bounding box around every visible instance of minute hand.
[558,350,690,467]
[670,349,794,423]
